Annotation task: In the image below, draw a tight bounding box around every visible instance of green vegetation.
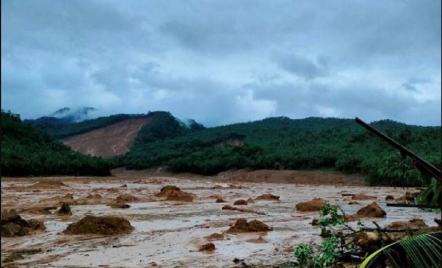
[122,116,441,186]
[294,205,351,268]
[15,110,441,187]
[132,111,189,144]
[294,204,442,268]
[1,111,113,176]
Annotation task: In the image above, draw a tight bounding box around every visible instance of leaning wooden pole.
[355,117,441,182]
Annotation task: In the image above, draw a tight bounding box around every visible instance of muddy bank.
[1,173,439,267]
[216,169,365,185]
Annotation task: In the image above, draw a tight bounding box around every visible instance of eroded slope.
[61,118,151,157]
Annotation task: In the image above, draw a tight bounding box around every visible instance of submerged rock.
[296,198,326,212]
[385,195,395,201]
[216,198,226,203]
[155,185,193,202]
[199,243,215,252]
[233,199,248,205]
[255,194,280,201]
[227,218,272,233]
[116,194,138,203]
[351,193,376,200]
[55,203,72,216]
[63,215,133,235]
[1,211,45,237]
[356,202,386,218]
[386,219,427,230]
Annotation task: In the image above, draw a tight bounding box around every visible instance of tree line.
[1,111,113,176]
[122,116,441,186]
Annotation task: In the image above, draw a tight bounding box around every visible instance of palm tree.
[359,231,441,268]
[378,153,421,187]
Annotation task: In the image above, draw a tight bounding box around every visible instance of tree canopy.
[1,111,113,176]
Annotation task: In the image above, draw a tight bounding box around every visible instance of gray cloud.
[1,0,440,126]
[273,53,329,80]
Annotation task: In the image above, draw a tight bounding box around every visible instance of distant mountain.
[4,109,441,186]
[25,111,205,158]
[49,107,97,123]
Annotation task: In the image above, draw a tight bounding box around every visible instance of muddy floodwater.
[1,170,440,267]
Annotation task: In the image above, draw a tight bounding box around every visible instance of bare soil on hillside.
[1,170,439,267]
[61,117,151,157]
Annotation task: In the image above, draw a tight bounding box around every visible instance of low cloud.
[1,0,440,126]
[273,53,329,80]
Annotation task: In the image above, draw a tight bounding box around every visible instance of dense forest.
[1,111,113,176]
[122,116,441,186]
[4,109,441,186]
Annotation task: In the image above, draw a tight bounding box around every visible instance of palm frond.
[359,231,441,268]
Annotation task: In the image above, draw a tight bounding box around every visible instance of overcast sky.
[2,0,441,126]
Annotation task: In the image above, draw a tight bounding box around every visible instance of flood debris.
[1,211,46,237]
[227,218,272,233]
[255,194,280,201]
[222,205,265,215]
[29,181,67,188]
[155,185,193,202]
[345,202,387,221]
[155,185,181,197]
[355,202,386,218]
[205,233,225,240]
[3,248,43,263]
[109,202,131,209]
[395,191,420,203]
[63,215,134,235]
[23,207,52,215]
[233,199,248,205]
[116,193,138,203]
[246,235,268,243]
[55,203,72,216]
[385,195,395,201]
[385,218,427,230]
[106,188,119,193]
[199,242,215,252]
[86,194,102,199]
[351,193,376,200]
[296,198,326,212]
[216,198,226,203]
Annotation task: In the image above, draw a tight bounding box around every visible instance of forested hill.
[25,114,144,139]
[122,116,441,186]
[25,111,205,140]
[1,111,113,176]
[4,109,441,185]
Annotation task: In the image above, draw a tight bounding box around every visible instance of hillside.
[27,111,204,158]
[122,116,441,186]
[61,117,151,158]
[1,111,113,176]
[25,113,138,139]
[19,110,441,186]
